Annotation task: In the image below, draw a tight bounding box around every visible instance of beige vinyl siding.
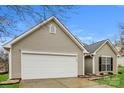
[11,20,84,78]
[94,43,117,74]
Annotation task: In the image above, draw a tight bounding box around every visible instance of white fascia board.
[107,40,119,55]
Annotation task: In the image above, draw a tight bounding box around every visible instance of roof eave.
[3,44,11,49]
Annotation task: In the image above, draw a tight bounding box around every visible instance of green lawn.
[0,73,19,88]
[96,67,124,88]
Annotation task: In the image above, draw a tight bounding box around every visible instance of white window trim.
[100,56,112,72]
[101,55,112,57]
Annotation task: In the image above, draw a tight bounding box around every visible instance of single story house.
[3,16,118,80]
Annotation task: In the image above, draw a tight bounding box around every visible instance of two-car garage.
[21,51,78,80]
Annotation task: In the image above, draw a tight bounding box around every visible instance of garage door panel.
[21,53,77,79]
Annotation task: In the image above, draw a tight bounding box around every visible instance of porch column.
[9,48,12,79]
[92,56,95,74]
[82,55,85,75]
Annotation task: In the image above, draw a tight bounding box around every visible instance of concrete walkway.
[20,78,113,88]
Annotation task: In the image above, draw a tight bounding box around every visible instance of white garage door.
[21,51,78,79]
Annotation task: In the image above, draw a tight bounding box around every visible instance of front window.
[99,56,113,71]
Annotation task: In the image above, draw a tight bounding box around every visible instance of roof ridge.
[88,39,108,46]
[84,39,109,53]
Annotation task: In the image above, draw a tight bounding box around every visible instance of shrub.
[108,72,113,75]
[118,71,122,74]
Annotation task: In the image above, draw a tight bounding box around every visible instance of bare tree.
[0,48,8,72]
[0,5,76,43]
[115,24,124,45]
[0,48,8,62]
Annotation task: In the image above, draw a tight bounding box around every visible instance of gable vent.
[49,24,56,34]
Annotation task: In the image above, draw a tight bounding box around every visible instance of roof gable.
[84,39,118,55]
[94,40,118,55]
[3,16,88,53]
[84,40,106,53]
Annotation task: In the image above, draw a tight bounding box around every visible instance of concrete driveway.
[20,78,112,88]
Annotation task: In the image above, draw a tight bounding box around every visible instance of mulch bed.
[84,75,111,81]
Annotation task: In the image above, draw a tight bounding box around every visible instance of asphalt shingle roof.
[83,40,107,53]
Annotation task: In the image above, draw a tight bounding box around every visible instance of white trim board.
[21,50,78,56]
[100,55,112,57]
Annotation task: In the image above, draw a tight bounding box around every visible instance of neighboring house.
[0,59,6,73]
[3,16,118,80]
[0,50,8,73]
[84,40,118,75]
[116,45,124,66]
[0,58,8,73]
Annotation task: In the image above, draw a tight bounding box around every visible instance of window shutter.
[99,57,101,71]
[111,57,113,71]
